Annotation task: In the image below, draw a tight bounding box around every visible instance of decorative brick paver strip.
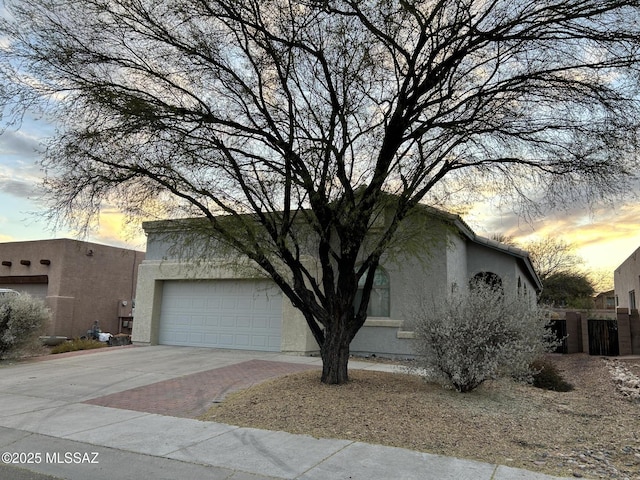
[83,359,319,418]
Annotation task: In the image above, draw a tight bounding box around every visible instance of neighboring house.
[593,290,616,310]
[132,207,541,357]
[0,239,145,338]
[614,247,640,310]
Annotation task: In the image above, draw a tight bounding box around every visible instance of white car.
[0,288,20,299]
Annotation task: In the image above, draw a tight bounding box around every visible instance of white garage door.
[158,280,282,351]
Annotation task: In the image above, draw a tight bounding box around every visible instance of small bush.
[413,281,560,393]
[531,358,574,392]
[50,338,107,354]
[0,294,50,359]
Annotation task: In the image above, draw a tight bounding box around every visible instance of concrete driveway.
[0,345,572,480]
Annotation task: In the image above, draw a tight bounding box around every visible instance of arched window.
[517,277,522,296]
[471,271,503,293]
[354,267,390,317]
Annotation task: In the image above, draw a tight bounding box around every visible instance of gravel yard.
[201,354,640,479]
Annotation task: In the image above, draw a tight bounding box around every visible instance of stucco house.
[0,239,145,338]
[593,289,616,310]
[132,206,541,357]
[615,246,640,310]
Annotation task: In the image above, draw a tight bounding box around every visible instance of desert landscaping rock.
[606,358,640,404]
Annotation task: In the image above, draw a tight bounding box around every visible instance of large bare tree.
[2,0,640,383]
[524,237,584,282]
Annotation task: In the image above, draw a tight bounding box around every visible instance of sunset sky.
[1,113,638,291]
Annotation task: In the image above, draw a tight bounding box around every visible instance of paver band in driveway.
[83,359,319,418]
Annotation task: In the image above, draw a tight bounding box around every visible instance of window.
[629,290,636,309]
[355,267,390,317]
[471,271,503,292]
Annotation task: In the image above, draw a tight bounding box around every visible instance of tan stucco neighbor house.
[132,208,541,357]
[0,239,145,338]
[609,250,640,354]
[615,246,640,310]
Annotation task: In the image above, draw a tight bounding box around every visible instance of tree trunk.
[320,329,351,384]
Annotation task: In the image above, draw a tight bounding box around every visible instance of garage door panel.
[171,331,190,343]
[204,316,218,327]
[251,336,266,348]
[234,334,249,346]
[191,298,206,309]
[221,298,239,310]
[203,333,218,343]
[159,280,282,352]
[220,316,235,328]
[166,316,189,327]
[253,316,272,329]
[206,298,221,309]
[235,316,250,328]
[268,315,281,329]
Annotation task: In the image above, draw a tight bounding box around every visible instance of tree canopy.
[506,236,598,306]
[539,271,596,308]
[2,0,640,383]
[523,237,584,282]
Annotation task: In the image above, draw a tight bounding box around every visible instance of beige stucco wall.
[0,239,144,337]
[466,242,538,302]
[614,246,640,309]
[382,240,450,329]
[137,213,540,357]
[446,234,469,294]
[350,228,453,355]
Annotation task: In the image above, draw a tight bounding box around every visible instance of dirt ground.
[200,354,640,479]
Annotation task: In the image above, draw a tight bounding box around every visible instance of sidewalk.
[0,346,574,480]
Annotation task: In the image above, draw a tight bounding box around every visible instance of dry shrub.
[530,358,574,392]
[51,338,107,354]
[0,294,50,359]
[413,281,559,392]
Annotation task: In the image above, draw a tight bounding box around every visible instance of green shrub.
[0,294,50,359]
[531,358,574,392]
[413,281,560,393]
[50,338,107,354]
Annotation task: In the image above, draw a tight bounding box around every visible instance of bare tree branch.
[2,0,640,383]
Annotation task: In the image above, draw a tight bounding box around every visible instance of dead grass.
[50,338,107,354]
[201,354,640,479]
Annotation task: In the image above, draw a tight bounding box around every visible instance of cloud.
[463,199,640,273]
[0,127,46,201]
[0,128,44,159]
[87,209,147,250]
[0,176,42,199]
[0,168,44,200]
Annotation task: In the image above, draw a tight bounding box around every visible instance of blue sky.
[0,111,146,249]
[1,112,640,286]
[0,116,54,242]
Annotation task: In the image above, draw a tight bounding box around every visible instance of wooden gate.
[587,319,619,356]
[550,319,568,354]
